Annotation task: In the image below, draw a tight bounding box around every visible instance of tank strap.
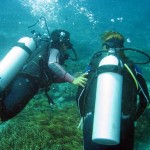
[97,65,123,75]
[15,42,32,55]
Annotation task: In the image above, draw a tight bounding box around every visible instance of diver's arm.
[48,48,75,83]
[134,71,150,121]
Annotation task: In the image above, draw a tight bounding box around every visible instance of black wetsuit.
[77,51,150,150]
[0,42,74,121]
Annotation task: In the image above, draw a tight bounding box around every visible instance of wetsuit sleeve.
[48,48,75,83]
[134,67,150,121]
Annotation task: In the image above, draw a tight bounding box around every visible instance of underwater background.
[0,0,150,149]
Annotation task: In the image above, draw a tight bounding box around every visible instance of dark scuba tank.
[0,37,36,93]
[92,49,123,145]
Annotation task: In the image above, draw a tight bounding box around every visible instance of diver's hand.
[72,73,88,87]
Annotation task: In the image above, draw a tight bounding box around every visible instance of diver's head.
[102,31,125,50]
[50,29,72,50]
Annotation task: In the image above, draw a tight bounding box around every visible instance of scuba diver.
[76,31,150,150]
[0,28,87,122]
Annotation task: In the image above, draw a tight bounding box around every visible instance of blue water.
[0,0,150,149]
[1,0,150,49]
[1,0,150,80]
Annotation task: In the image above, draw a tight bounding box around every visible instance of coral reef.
[134,107,150,150]
[0,95,83,150]
[0,75,149,150]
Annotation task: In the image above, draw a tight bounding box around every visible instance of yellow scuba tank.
[0,37,36,93]
[92,49,123,145]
